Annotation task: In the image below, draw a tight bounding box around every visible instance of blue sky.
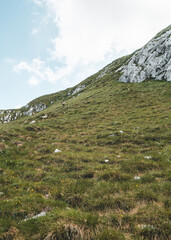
[0,0,171,109]
[0,0,58,109]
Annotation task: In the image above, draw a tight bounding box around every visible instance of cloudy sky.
[0,0,170,109]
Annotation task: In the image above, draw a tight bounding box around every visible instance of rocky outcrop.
[0,84,86,124]
[118,27,171,83]
[23,103,47,116]
[0,103,46,124]
[67,84,85,96]
[0,110,22,124]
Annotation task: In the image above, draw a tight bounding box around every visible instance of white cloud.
[45,0,171,63]
[4,57,15,64]
[33,0,43,7]
[17,0,171,87]
[14,59,44,86]
[32,28,39,35]
[28,76,40,86]
[14,58,44,75]
[14,58,73,86]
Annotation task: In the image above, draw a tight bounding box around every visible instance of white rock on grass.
[144,156,152,159]
[140,225,154,229]
[45,194,50,199]
[42,114,48,119]
[134,176,141,180]
[119,130,124,134]
[54,149,61,153]
[29,120,36,124]
[24,211,46,221]
[105,159,109,163]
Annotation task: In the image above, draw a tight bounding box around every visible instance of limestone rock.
[119,27,171,83]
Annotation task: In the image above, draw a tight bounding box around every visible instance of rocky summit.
[118,25,171,83]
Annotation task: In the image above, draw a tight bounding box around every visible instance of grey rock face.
[0,110,22,124]
[119,29,171,83]
[23,103,46,116]
[72,85,85,95]
[0,103,46,124]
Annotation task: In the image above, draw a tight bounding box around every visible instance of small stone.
[134,176,141,180]
[105,159,109,163]
[45,194,50,199]
[144,156,152,159]
[54,149,61,153]
[42,114,47,119]
[0,192,4,196]
[140,224,154,229]
[29,120,36,124]
[119,130,124,134]
[24,211,46,221]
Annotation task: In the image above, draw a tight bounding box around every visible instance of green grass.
[0,78,171,239]
[154,24,171,39]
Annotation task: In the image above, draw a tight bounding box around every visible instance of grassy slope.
[19,54,131,110]
[154,24,171,39]
[0,72,170,240]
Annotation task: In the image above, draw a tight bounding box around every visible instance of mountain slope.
[0,54,130,124]
[1,25,171,124]
[0,27,171,240]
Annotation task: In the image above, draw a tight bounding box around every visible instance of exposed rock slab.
[119,28,171,82]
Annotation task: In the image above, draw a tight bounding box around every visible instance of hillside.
[1,25,171,124]
[0,53,130,124]
[0,27,171,240]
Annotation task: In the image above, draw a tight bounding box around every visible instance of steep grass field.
[0,70,171,239]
